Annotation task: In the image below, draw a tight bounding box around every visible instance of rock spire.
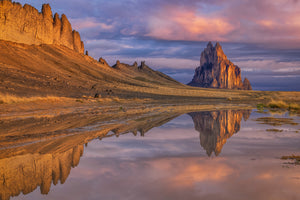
[188,42,252,90]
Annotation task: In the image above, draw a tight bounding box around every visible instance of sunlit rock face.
[0,145,84,200]
[189,110,251,156]
[0,1,84,53]
[188,42,252,90]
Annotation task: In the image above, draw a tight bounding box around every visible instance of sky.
[17,0,300,91]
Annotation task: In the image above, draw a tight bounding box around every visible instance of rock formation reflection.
[189,110,251,156]
[0,145,83,200]
[0,109,181,200]
[0,108,251,199]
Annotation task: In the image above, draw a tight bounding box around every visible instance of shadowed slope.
[0,40,185,98]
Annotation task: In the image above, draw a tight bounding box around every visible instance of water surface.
[1,109,300,200]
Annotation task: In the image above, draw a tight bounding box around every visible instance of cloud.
[146,6,234,41]
[234,59,300,72]
[71,17,115,30]
[17,0,300,47]
[171,161,234,187]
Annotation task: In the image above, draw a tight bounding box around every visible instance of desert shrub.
[267,100,288,109]
[288,103,300,111]
[257,103,265,110]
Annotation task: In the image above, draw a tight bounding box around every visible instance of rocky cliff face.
[188,42,251,90]
[189,110,251,156]
[0,0,84,53]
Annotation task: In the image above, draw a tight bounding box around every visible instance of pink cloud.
[146,6,234,41]
[144,0,300,47]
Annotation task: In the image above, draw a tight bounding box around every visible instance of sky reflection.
[10,110,300,200]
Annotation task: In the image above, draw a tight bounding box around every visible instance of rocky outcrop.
[188,42,251,90]
[243,78,252,90]
[189,110,251,156]
[0,0,84,53]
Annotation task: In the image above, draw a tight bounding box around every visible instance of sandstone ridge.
[188,42,252,90]
[0,0,84,53]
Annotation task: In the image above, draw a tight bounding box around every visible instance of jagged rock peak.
[111,60,122,69]
[42,4,52,18]
[98,57,109,66]
[133,61,138,68]
[243,78,252,90]
[215,42,221,48]
[207,41,213,48]
[188,42,252,90]
[138,61,146,69]
[200,41,227,67]
[0,1,84,53]
[215,42,226,58]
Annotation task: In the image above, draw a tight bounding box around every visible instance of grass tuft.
[288,103,300,111]
[257,99,300,114]
[267,100,288,109]
[257,103,265,111]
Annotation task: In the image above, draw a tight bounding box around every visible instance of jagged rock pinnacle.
[189,42,252,90]
[207,41,213,48]
[243,78,252,90]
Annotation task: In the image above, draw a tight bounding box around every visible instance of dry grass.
[289,103,300,111]
[267,100,288,109]
[0,93,66,104]
[0,93,146,105]
[257,99,300,114]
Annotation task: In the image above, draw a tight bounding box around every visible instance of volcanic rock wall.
[0,0,84,53]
